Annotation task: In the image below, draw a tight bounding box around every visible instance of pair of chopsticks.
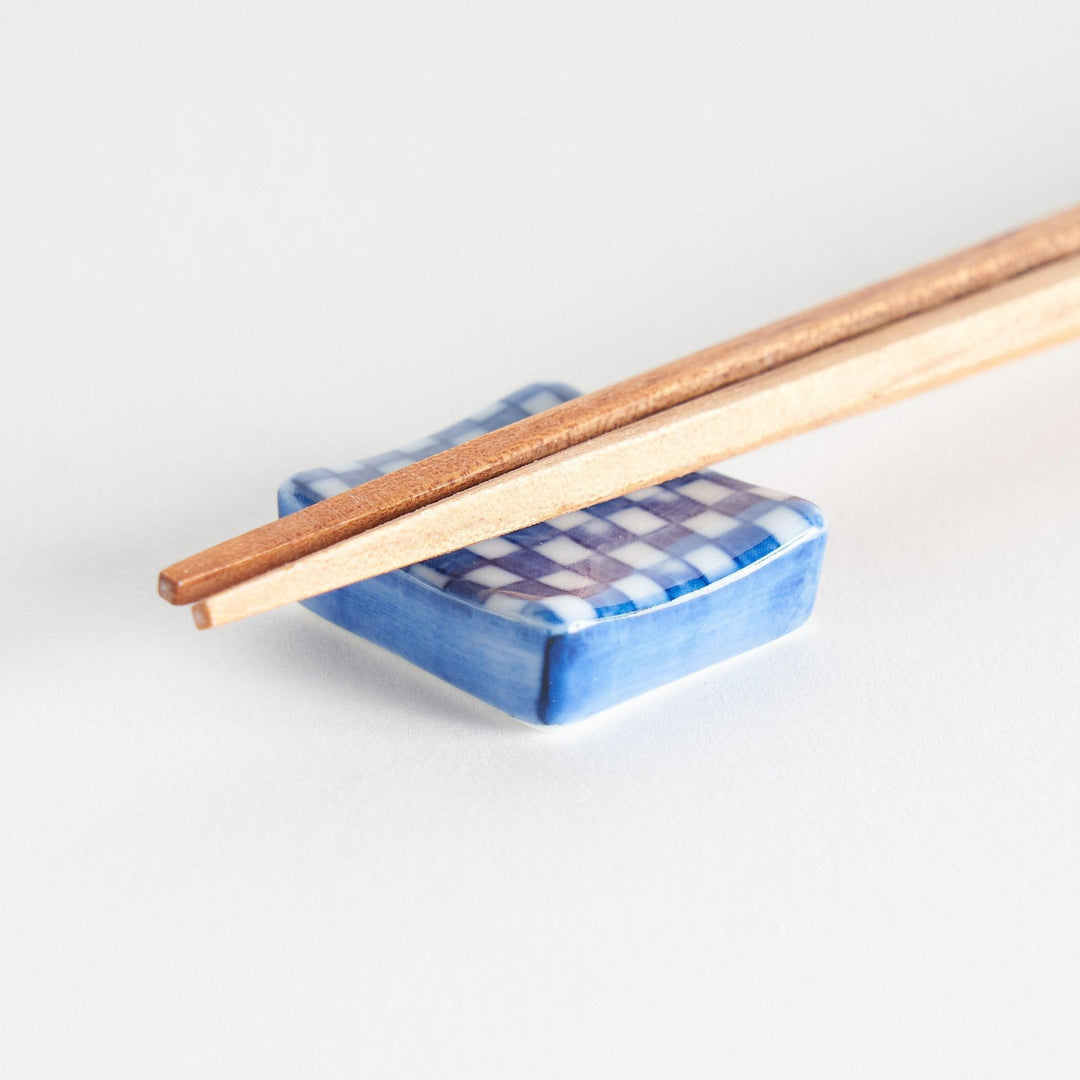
[160,204,1080,629]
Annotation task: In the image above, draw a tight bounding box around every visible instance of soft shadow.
[234,608,524,736]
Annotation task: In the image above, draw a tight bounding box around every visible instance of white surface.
[3,3,1080,1076]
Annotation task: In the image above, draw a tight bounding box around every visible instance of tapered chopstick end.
[158,572,180,604]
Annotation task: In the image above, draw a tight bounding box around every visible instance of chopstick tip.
[157,572,178,603]
[191,602,212,630]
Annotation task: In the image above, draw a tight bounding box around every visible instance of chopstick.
[160,203,1080,606]
[192,250,1080,628]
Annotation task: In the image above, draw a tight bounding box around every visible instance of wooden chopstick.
[160,203,1080,606]
[192,251,1080,629]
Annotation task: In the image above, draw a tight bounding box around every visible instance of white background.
[3,2,1079,1076]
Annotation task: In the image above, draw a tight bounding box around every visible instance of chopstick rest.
[280,384,827,724]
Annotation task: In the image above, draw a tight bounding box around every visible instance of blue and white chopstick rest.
[279,384,827,724]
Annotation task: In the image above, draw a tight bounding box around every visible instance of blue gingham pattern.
[289,384,823,628]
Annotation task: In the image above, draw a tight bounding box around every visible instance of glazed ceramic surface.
[280,384,827,724]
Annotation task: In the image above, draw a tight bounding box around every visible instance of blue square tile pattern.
[288,382,824,630]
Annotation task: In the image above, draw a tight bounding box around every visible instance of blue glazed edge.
[280,498,554,722]
[278,481,826,725]
[538,526,827,723]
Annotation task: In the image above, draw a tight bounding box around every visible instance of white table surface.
[4,3,1079,1076]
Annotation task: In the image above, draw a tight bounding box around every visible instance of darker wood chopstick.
[159,202,1080,606]
[190,252,1080,629]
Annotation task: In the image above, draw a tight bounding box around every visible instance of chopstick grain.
[161,203,1080,606]
[192,251,1080,628]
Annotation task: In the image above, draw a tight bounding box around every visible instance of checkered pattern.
[289,383,823,628]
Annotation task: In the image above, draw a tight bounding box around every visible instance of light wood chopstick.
[160,203,1080,606]
[192,251,1080,629]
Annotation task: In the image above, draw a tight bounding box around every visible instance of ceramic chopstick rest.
[279,384,827,725]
